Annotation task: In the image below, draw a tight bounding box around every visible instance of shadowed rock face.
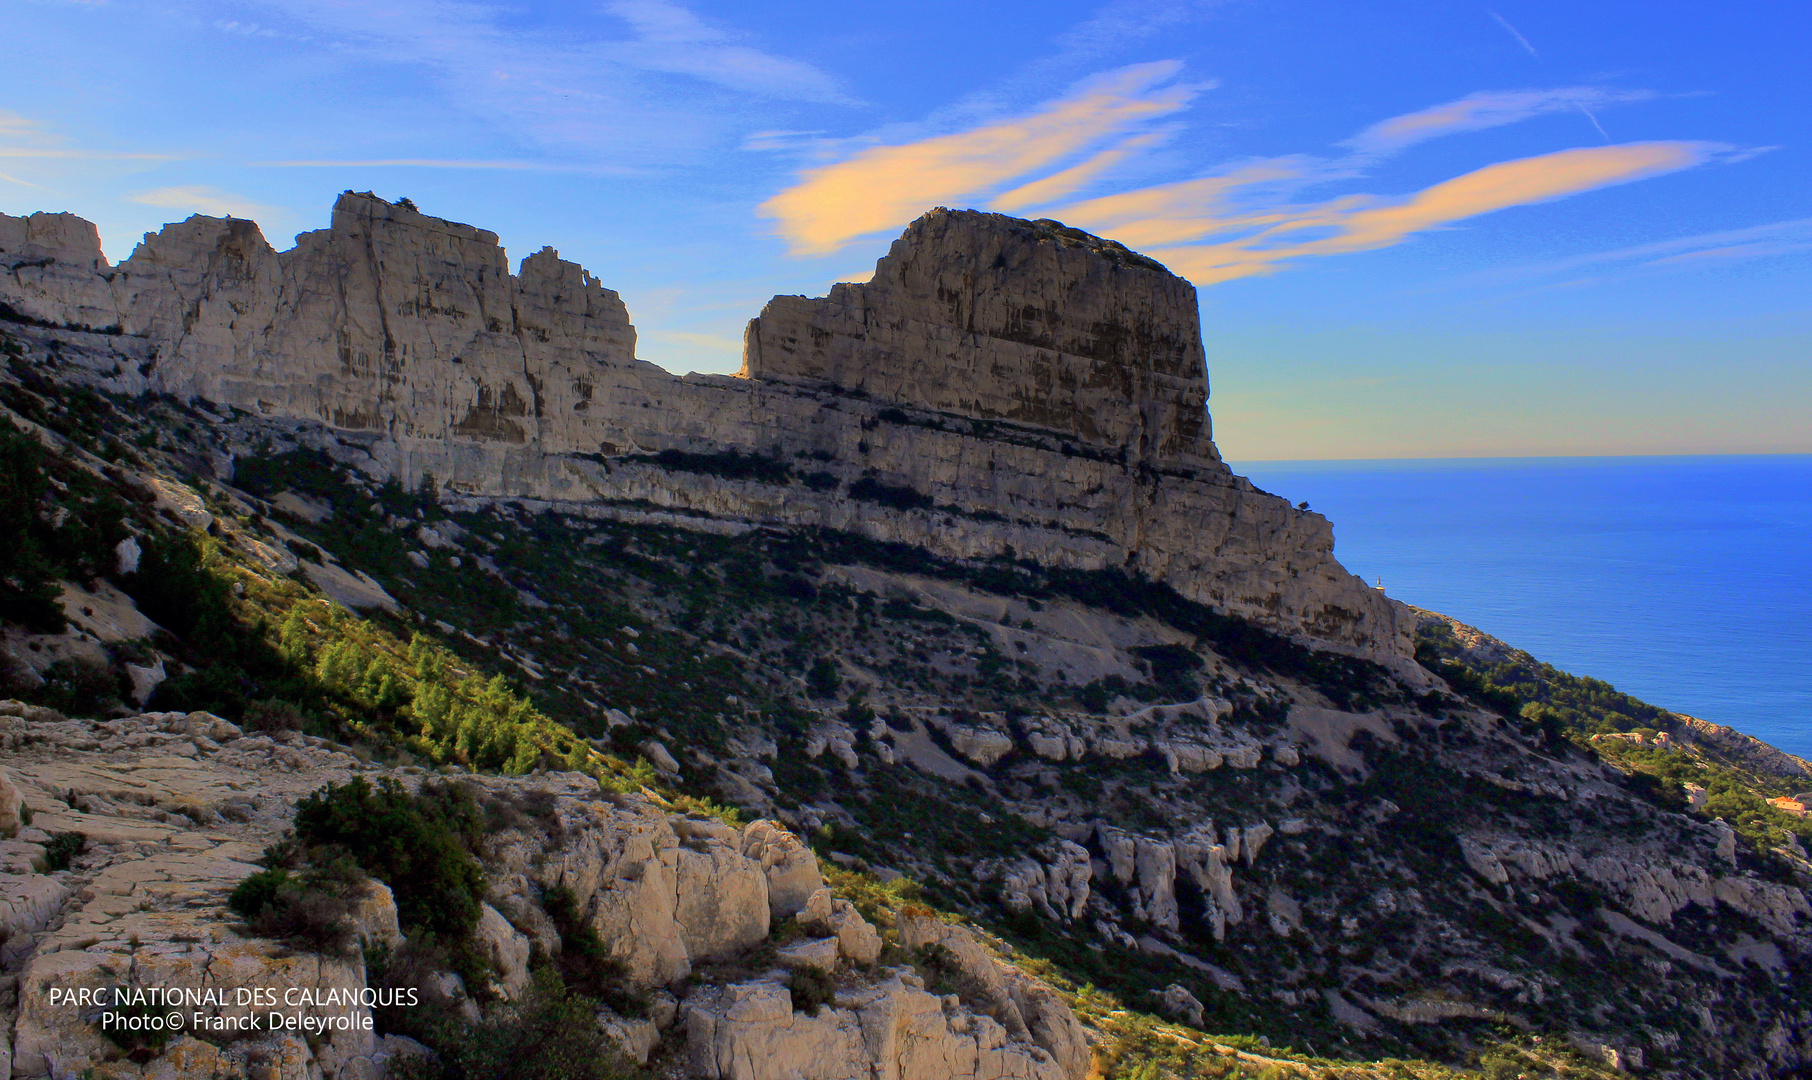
[745,210,1214,463]
[0,194,1415,667]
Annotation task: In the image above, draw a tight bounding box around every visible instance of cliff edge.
[0,194,1412,667]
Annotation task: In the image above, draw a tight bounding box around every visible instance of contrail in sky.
[1490,11,1540,58]
[1577,106,1611,141]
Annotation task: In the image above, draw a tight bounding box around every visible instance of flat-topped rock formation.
[745,211,1212,462]
[0,194,1413,666]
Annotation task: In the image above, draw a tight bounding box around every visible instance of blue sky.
[4,0,1807,459]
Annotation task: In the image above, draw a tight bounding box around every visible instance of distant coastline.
[1231,453,1812,756]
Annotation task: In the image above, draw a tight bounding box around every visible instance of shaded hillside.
[3,325,1809,1078]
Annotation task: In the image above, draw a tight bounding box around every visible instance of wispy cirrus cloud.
[248,158,617,172]
[1342,87,1651,155]
[760,62,1196,256]
[1458,216,1812,291]
[131,185,281,220]
[761,73,1734,286]
[232,0,851,163]
[0,109,179,162]
[601,0,854,102]
[1489,11,1540,59]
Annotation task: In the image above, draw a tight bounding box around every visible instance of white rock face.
[1096,824,1181,931]
[0,768,22,835]
[741,818,824,919]
[474,902,533,999]
[346,879,405,952]
[995,841,1092,922]
[1173,827,1243,939]
[0,197,1417,667]
[0,706,1097,1079]
[798,887,882,965]
[895,912,1091,1080]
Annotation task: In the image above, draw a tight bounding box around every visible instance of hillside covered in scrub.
[2,196,1811,1079]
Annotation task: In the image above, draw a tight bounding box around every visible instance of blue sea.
[1228,455,1812,759]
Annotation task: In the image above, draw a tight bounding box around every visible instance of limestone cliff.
[0,194,1411,666]
[744,211,1212,462]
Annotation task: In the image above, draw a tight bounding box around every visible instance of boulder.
[474,902,533,998]
[0,768,22,835]
[598,1007,662,1065]
[1159,984,1206,1027]
[798,888,882,966]
[641,740,682,775]
[346,879,405,952]
[741,819,824,919]
[775,936,841,973]
[674,839,771,960]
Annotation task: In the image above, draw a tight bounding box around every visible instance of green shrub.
[386,968,638,1080]
[806,657,841,698]
[244,697,308,733]
[42,831,83,871]
[787,966,836,1013]
[229,867,294,918]
[293,777,487,938]
[0,417,65,632]
[34,657,125,717]
[540,885,647,1017]
[228,861,362,955]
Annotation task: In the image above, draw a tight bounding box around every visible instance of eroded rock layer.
[0,195,1411,665]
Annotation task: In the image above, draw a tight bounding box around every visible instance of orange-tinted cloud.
[761,76,1723,285]
[989,132,1166,212]
[760,62,1193,256]
[1125,142,1720,284]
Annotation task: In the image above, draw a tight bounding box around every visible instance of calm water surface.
[1227,455,1812,758]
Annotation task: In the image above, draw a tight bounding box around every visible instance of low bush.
[42,831,83,871]
[244,697,308,733]
[292,777,488,939]
[34,657,126,717]
[227,865,359,955]
[386,969,639,1080]
[788,966,836,1013]
[540,885,647,1017]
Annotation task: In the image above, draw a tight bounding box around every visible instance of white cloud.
[1342,88,1655,155]
[131,185,279,219]
[229,0,854,166]
[1461,217,1812,290]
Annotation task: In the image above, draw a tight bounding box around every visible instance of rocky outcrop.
[895,911,1091,1080]
[1457,831,1810,936]
[684,970,1075,1080]
[740,819,823,919]
[0,704,1090,1080]
[744,212,1211,462]
[994,841,1092,922]
[0,196,1414,666]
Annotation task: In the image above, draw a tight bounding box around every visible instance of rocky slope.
[0,702,1088,1080]
[0,195,1409,665]
[3,194,1810,1079]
